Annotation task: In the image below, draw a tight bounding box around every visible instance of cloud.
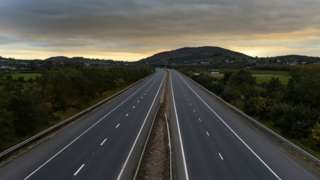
[0,0,319,60]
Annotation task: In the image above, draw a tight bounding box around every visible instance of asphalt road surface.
[0,69,319,180]
[170,70,318,180]
[0,70,166,180]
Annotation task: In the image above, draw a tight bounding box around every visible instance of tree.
[0,87,14,150]
[273,105,317,138]
[222,70,257,101]
[287,69,320,109]
[263,78,284,100]
[311,123,320,146]
[244,96,271,118]
[7,85,51,136]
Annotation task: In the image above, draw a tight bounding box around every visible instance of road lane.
[170,70,318,180]
[0,70,165,180]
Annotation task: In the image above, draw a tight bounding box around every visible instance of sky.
[0,0,320,61]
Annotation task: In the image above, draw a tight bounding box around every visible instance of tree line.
[181,67,320,156]
[0,67,152,151]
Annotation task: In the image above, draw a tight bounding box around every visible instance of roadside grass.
[11,72,41,80]
[263,121,320,159]
[1,83,128,152]
[253,74,290,84]
[208,70,290,84]
[55,87,124,121]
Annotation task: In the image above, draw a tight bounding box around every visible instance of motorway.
[0,70,165,180]
[0,69,319,180]
[170,70,318,180]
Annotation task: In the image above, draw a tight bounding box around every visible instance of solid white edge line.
[100,138,108,146]
[24,75,155,180]
[132,76,164,180]
[116,73,165,180]
[170,71,190,180]
[165,113,173,180]
[177,71,282,180]
[73,163,85,176]
[206,131,210,137]
[218,152,224,160]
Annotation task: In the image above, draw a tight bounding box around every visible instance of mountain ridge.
[139,46,320,66]
[139,46,252,65]
[1,46,320,70]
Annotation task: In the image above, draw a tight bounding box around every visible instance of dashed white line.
[178,72,282,180]
[132,105,136,109]
[117,72,165,180]
[137,100,140,103]
[73,164,85,176]
[115,123,120,129]
[206,131,210,136]
[198,118,202,122]
[125,113,129,117]
[100,138,108,146]
[193,109,196,113]
[23,74,154,180]
[218,152,224,160]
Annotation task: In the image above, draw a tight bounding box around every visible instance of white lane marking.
[137,100,140,103]
[115,123,121,129]
[132,105,136,109]
[170,73,190,180]
[165,113,173,180]
[193,109,196,113]
[218,152,224,160]
[100,138,108,146]
[125,113,129,117]
[178,72,282,180]
[117,73,165,180]
[198,118,202,122]
[206,131,210,136]
[23,75,155,180]
[73,164,85,176]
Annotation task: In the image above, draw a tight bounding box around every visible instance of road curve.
[170,70,318,180]
[0,70,166,180]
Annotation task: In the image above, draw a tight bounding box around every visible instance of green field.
[253,73,290,84]
[11,72,41,80]
[209,70,290,84]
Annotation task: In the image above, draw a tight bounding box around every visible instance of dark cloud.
[0,0,320,58]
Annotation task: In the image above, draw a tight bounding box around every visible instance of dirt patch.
[136,73,170,180]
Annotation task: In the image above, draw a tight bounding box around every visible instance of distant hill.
[259,55,320,65]
[139,46,253,66]
[0,56,127,70]
[139,46,320,67]
[1,47,320,70]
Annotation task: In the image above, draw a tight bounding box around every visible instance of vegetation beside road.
[0,67,153,151]
[209,69,290,84]
[180,67,320,157]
